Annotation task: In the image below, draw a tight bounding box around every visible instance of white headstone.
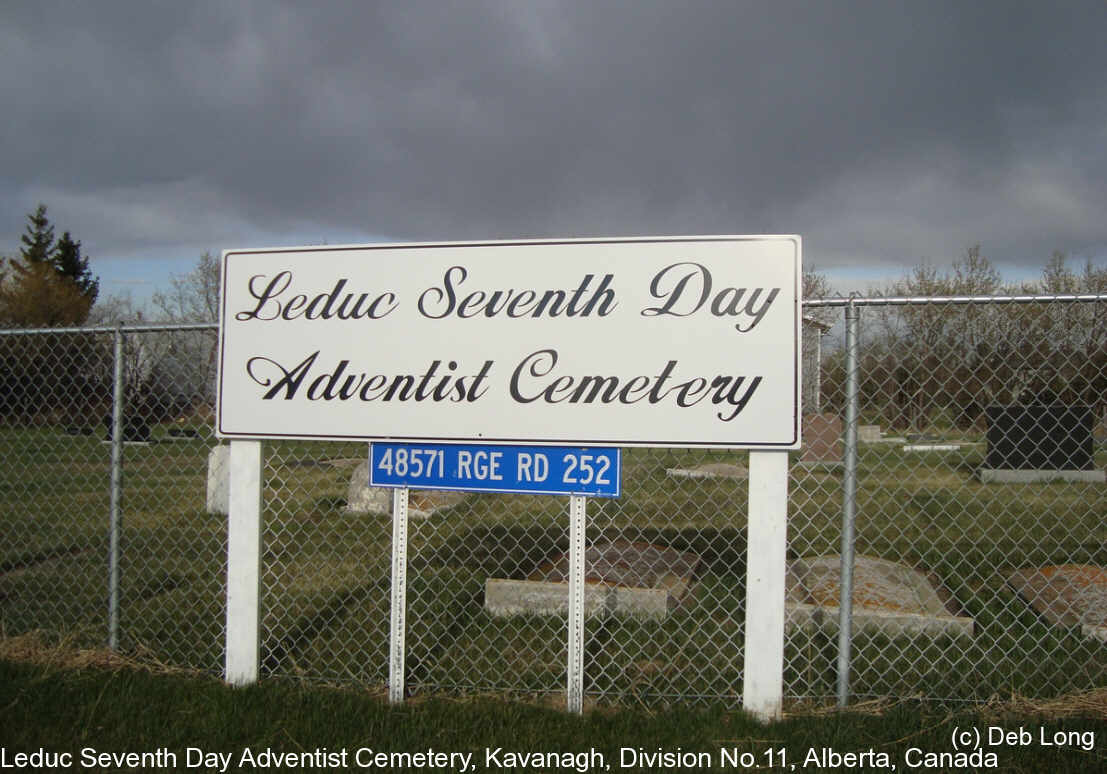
[206,445,231,515]
[345,461,394,514]
[858,424,881,443]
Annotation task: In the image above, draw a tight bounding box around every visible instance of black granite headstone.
[985,405,1094,470]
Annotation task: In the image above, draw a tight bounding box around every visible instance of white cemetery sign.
[217,236,800,448]
[217,236,800,720]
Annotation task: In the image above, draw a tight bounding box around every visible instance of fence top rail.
[1,293,1105,335]
[0,321,219,336]
[805,293,1107,308]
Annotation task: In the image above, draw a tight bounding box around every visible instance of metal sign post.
[567,494,587,714]
[385,488,592,713]
[388,487,410,705]
[376,444,615,713]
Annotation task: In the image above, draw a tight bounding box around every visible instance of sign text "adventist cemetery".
[216,236,801,448]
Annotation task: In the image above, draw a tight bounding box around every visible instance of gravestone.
[485,540,701,619]
[798,413,843,468]
[1007,565,1107,642]
[1095,410,1107,443]
[206,445,230,515]
[344,461,465,518]
[902,443,970,453]
[979,405,1104,483]
[858,425,881,443]
[785,555,973,638]
[666,462,748,480]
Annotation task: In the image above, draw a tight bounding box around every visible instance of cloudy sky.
[2,1,1105,305]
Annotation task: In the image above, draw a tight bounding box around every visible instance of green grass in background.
[2,424,1107,706]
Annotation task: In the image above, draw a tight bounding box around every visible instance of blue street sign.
[369,443,621,497]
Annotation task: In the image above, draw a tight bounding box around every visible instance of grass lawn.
[2,423,1107,708]
[3,653,1107,773]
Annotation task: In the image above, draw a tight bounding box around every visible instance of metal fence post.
[108,322,124,651]
[9,298,1107,704]
[837,301,860,706]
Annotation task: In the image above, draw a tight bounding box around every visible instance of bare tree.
[152,251,220,323]
[150,252,221,405]
[84,293,184,424]
[856,246,1107,430]
[802,264,837,325]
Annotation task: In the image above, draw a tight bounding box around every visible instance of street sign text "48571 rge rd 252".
[370,443,621,497]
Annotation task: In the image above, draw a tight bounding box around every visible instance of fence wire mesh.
[0,323,225,670]
[812,295,1107,703]
[1,295,1105,707]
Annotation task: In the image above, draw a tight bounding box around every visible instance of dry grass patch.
[0,630,200,676]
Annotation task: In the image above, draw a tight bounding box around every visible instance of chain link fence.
[1,294,1105,707]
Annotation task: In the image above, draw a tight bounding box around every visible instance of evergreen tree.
[19,204,54,264]
[0,204,107,422]
[53,231,100,305]
[0,260,92,327]
[4,205,99,324]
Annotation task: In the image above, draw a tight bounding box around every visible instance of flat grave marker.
[486,540,701,619]
[1007,565,1107,642]
[786,555,973,638]
[902,443,974,453]
[665,461,749,480]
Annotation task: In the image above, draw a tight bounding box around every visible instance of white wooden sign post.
[743,450,789,720]
[225,440,262,686]
[217,236,800,721]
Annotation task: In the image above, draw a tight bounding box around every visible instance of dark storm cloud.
[2,0,1105,279]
